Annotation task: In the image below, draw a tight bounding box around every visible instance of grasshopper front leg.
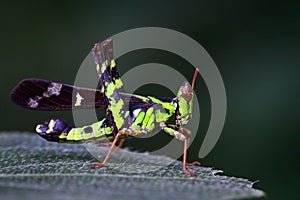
[161,123,199,176]
[166,125,201,167]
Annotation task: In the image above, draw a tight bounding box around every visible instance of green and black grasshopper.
[10,39,200,176]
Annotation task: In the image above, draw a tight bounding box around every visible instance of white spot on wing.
[75,93,84,106]
[43,82,62,98]
[28,95,42,108]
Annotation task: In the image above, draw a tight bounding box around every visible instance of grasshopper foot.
[184,169,197,177]
[90,163,105,169]
[186,161,201,166]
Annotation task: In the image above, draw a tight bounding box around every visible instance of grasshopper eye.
[181,82,193,101]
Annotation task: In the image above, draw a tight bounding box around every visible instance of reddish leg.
[186,161,201,166]
[182,138,197,176]
[91,131,122,168]
[180,127,200,167]
[114,139,125,153]
[162,125,197,176]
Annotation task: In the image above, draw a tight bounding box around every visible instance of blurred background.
[1,0,299,199]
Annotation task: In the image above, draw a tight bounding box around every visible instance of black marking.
[164,108,171,115]
[36,118,72,142]
[111,90,121,102]
[83,126,93,134]
[99,118,114,139]
[103,71,112,85]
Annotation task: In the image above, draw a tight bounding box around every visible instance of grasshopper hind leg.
[90,131,125,169]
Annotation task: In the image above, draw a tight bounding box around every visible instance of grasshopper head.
[176,68,199,125]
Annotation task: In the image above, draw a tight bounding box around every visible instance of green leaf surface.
[0,132,264,200]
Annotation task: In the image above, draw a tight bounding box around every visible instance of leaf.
[0,132,264,200]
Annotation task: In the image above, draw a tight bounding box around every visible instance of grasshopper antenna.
[191,68,199,89]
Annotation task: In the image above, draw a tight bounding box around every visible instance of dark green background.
[1,1,299,199]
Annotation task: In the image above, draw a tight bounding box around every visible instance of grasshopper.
[10,39,200,176]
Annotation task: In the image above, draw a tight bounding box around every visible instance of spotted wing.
[10,79,164,111]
